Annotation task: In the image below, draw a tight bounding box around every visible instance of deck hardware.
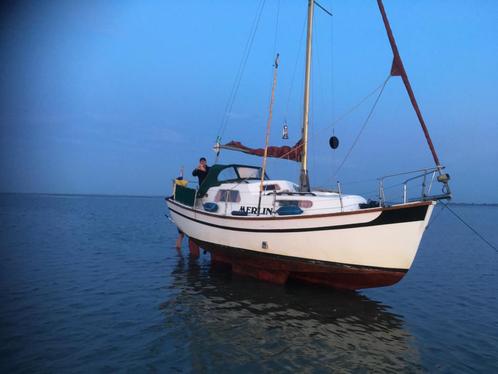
[337,181,343,212]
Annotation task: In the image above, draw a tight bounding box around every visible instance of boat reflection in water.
[160,251,422,372]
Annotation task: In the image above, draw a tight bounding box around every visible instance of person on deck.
[192,157,210,186]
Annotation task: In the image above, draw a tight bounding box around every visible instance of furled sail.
[221,139,303,162]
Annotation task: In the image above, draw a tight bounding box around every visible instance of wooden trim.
[166,197,432,221]
[168,203,428,233]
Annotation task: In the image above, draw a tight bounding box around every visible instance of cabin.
[172,164,366,217]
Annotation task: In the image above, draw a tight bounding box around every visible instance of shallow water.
[0,194,497,372]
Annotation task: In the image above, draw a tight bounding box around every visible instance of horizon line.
[0,191,497,206]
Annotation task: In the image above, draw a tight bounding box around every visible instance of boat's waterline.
[166,199,435,289]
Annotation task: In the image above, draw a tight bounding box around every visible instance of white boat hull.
[166,198,434,289]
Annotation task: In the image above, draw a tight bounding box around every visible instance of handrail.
[378,167,441,181]
[378,166,451,206]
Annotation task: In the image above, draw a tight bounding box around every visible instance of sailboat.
[166,0,451,290]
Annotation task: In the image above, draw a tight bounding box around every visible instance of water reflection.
[161,252,422,372]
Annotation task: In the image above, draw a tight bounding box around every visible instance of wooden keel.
[211,251,289,284]
[232,263,289,285]
[194,238,407,290]
[288,268,405,290]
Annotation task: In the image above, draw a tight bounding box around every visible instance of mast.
[299,0,314,192]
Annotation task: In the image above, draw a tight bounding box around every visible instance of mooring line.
[441,202,498,253]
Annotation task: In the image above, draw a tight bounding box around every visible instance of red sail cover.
[223,139,303,162]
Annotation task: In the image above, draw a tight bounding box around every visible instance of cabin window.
[236,166,268,180]
[298,200,313,208]
[217,167,238,182]
[278,200,298,207]
[264,184,281,191]
[215,190,241,203]
[278,200,313,208]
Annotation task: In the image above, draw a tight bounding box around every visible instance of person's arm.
[192,168,199,177]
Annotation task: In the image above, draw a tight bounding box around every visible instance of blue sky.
[1,0,497,202]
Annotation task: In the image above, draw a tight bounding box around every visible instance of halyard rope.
[276,77,390,161]
[331,74,391,178]
[217,0,267,141]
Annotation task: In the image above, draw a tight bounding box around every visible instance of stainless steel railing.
[378,167,451,206]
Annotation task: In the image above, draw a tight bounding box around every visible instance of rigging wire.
[216,0,267,141]
[314,0,333,16]
[265,0,281,179]
[279,78,386,158]
[328,3,335,130]
[313,2,334,178]
[332,74,391,178]
[272,0,280,57]
[257,54,280,215]
[276,78,389,161]
[324,79,388,132]
[310,65,316,177]
[215,1,390,181]
[329,3,336,175]
[441,202,498,253]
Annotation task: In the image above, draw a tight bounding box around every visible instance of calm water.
[1,194,497,372]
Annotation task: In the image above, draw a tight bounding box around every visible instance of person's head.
[199,157,207,166]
